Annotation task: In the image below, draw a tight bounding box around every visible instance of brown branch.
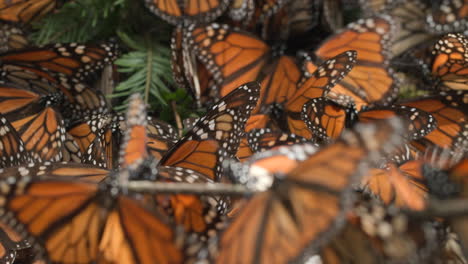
[126,181,256,196]
[405,198,468,219]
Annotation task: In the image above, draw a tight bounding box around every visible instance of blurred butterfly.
[301,96,437,142]
[360,146,428,211]
[313,15,400,110]
[0,94,182,264]
[217,118,406,264]
[0,22,28,53]
[426,0,468,34]
[431,33,468,91]
[401,90,467,152]
[247,128,307,153]
[0,42,119,121]
[0,0,58,24]
[321,195,437,263]
[143,0,230,25]
[226,0,290,30]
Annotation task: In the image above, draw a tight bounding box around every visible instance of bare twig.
[126,181,256,196]
[405,198,468,219]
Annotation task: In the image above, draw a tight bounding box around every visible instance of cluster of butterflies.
[0,0,466,263]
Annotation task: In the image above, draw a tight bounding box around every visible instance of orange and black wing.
[0,83,65,162]
[155,165,228,234]
[401,90,467,152]
[217,119,406,264]
[160,82,259,181]
[0,42,119,85]
[0,42,118,120]
[361,159,428,211]
[284,50,356,139]
[147,118,178,161]
[69,114,120,169]
[303,97,437,141]
[187,23,270,99]
[0,0,56,24]
[315,15,399,109]
[99,196,182,264]
[144,0,230,25]
[0,176,104,263]
[0,174,181,264]
[426,0,468,34]
[0,113,32,168]
[301,97,352,141]
[255,55,301,113]
[431,33,468,91]
[247,128,306,153]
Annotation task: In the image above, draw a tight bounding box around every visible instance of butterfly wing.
[144,0,230,25]
[315,15,399,108]
[187,23,270,99]
[401,90,468,152]
[285,51,356,139]
[0,113,32,167]
[0,0,56,24]
[431,33,468,91]
[426,0,468,34]
[160,82,260,181]
[217,119,406,264]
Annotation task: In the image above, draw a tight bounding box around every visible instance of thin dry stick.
[405,198,468,219]
[126,181,255,196]
[171,101,183,137]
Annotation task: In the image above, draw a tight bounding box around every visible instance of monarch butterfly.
[146,117,179,161]
[431,33,468,91]
[0,94,182,264]
[155,165,229,234]
[236,113,278,161]
[68,113,122,169]
[314,15,399,110]
[401,90,467,152]
[284,51,357,139]
[217,118,406,264]
[159,82,260,181]
[0,113,34,168]
[321,195,437,263]
[0,82,66,162]
[301,96,437,142]
[185,23,301,110]
[0,42,118,121]
[360,153,428,211]
[226,0,289,30]
[115,94,228,235]
[247,128,307,153]
[0,0,57,24]
[386,1,434,57]
[426,0,468,34]
[143,0,230,25]
[0,22,29,53]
